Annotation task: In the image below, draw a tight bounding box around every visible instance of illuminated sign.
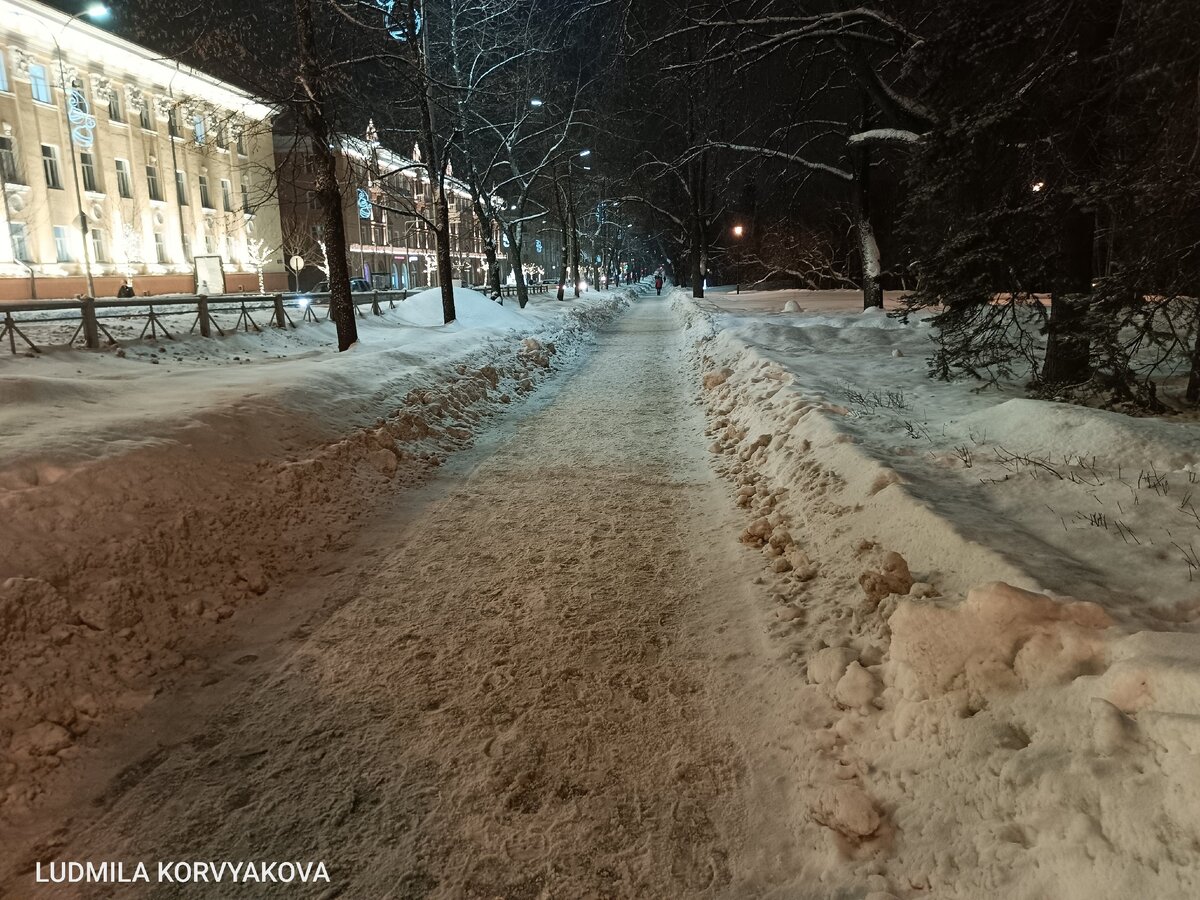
[372,0,421,42]
[68,88,96,150]
[357,188,372,219]
[534,239,543,254]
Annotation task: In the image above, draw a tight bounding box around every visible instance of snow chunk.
[887,581,1113,700]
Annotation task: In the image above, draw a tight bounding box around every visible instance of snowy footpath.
[3,291,789,898]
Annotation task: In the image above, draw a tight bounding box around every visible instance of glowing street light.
[578,149,592,157]
[732,224,745,294]
[85,2,110,17]
[529,98,543,107]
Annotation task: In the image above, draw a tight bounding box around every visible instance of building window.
[115,159,133,198]
[220,178,232,211]
[215,123,228,149]
[29,64,51,103]
[0,136,20,184]
[168,108,180,138]
[203,230,215,254]
[10,223,31,262]
[53,225,72,262]
[193,115,206,145]
[108,91,122,121]
[182,234,191,260]
[199,174,212,209]
[0,50,9,93]
[309,224,324,242]
[154,231,167,263]
[42,145,63,189]
[89,227,109,263]
[240,176,250,211]
[80,151,100,192]
[236,131,246,156]
[176,170,188,205]
[146,163,162,201]
[139,105,153,131]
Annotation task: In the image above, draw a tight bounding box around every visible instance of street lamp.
[16,3,111,299]
[732,224,744,295]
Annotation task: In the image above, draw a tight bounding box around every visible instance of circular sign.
[289,255,305,271]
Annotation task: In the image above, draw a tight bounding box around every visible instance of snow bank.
[0,287,638,823]
[676,290,1200,899]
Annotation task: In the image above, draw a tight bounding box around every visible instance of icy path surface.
[21,296,774,898]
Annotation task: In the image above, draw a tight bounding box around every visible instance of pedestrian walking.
[654,274,664,295]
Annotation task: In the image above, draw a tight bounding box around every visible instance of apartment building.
[0,0,285,301]
[275,130,505,293]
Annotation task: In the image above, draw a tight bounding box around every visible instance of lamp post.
[22,3,112,299]
[732,224,744,295]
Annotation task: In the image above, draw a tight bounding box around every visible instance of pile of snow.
[677,289,1200,899]
[392,286,530,329]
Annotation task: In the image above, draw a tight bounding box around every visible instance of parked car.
[311,278,373,293]
[294,278,374,310]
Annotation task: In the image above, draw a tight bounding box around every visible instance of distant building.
[275,130,502,292]
[0,0,285,300]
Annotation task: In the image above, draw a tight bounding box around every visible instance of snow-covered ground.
[683,286,1200,897]
[0,285,633,823]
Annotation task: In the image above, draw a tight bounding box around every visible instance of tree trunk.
[570,205,581,297]
[1186,300,1200,403]
[853,142,883,309]
[557,221,569,301]
[509,228,529,308]
[690,236,704,299]
[296,0,356,350]
[1042,208,1094,385]
[433,184,456,323]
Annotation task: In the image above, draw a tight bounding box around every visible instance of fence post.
[80,298,100,349]
[371,291,382,316]
[273,293,287,328]
[197,295,211,337]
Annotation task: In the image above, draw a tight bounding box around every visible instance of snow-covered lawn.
[0,285,633,819]
[683,287,1200,897]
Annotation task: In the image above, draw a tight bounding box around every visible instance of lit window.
[89,227,108,263]
[0,136,21,184]
[193,115,206,145]
[10,223,31,261]
[80,151,100,192]
[115,159,133,198]
[41,145,62,189]
[29,64,51,103]
[53,225,72,262]
[146,164,162,201]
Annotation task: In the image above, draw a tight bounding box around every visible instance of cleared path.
[17,295,778,899]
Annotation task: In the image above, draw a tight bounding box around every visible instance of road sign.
[289,255,305,271]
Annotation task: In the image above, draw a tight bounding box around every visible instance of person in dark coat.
[116,280,135,298]
[654,274,664,295]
